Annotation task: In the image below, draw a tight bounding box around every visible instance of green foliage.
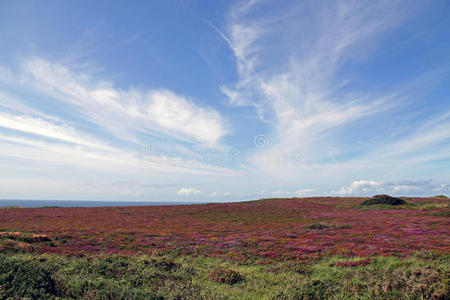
[361,194,407,206]
[304,222,351,230]
[433,195,448,199]
[0,254,56,299]
[52,255,195,299]
[209,268,244,285]
[429,210,450,217]
[0,253,448,299]
[274,256,450,300]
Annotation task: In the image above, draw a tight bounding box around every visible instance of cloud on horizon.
[177,187,201,196]
[333,179,450,196]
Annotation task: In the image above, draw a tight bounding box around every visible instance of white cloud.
[392,185,420,194]
[0,130,234,178]
[294,188,315,196]
[209,191,232,197]
[334,179,449,196]
[334,180,384,195]
[209,191,220,197]
[272,190,291,196]
[145,90,227,147]
[0,111,112,150]
[0,58,243,199]
[21,58,229,148]
[221,1,429,171]
[223,1,401,120]
[177,187,201,196]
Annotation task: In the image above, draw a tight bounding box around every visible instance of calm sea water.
[0,200,201,208]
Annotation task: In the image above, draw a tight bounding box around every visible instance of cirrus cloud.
[22,58,229,148]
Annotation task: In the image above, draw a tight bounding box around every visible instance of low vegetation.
[361,194,407,206]
[209,268,244,285]
[0,196,448,299]
[0,253,448,299]
[304,222,351,230]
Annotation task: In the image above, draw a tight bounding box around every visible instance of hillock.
[361,194,407,206]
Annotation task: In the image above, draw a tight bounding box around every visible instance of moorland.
[0,196,449,299]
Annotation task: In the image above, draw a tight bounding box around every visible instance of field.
[1,197,449,299]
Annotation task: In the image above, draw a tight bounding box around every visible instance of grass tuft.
[209,268,245,285]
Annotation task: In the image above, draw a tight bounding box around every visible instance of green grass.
[354,203,416,210]
[0,253,448,299]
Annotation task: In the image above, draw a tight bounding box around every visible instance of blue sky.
[0,0,449,201]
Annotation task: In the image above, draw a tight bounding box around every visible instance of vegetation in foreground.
[0,252,449,299]
[0,196,449,299]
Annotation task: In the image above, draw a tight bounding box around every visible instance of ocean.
[0,199,202,208]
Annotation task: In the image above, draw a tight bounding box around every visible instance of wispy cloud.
[21,58,229,148]
[0,58,238,183]
[0,111,112,150]
[220,0,450,185]
[223,1,406,147]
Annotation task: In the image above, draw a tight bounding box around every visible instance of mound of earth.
[361,194,407,206]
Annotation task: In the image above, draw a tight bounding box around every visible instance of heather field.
[1,197,449,299]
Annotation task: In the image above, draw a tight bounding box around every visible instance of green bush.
[0,254,56,299]
[53,255,195,299]
[60,276,162,300]
[361,194,407,206]
[274,257,449,300]
[0,253,448,299]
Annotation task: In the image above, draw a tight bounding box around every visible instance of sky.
[0,0,449,201]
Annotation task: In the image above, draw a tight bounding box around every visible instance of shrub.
[305,223,350,230]
[0,231,52,245]
[150,258,181,272]
[305,222,334,229]
[22,234,52,243]
[0,255,56,299]
[335,258,372,267]
[0,239,34,254]
[429,210,450,217]
[361,194,407,206]
[209,268,244,285]
[379,266,450,299]
[287,279,338,300]
[61,276,162,300]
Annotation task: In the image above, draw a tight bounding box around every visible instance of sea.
[0,200,202,208]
